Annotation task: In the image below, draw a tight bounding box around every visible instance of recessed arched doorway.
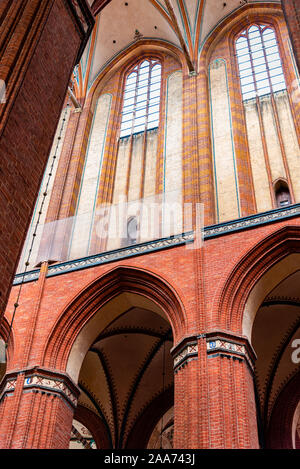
[250,267,300,448]
[218,228,300,449]
[68,291,174,449]
[42,266,185,449]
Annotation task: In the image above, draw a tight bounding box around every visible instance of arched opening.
[42,266,185,449]
[235,23,287,101]
[125,216,138,246]
[251,267,300,448]
[120,57,162,138]
[274,179,292,208]
[67,290,174,449]
[218,228,300,448]
[69,419,97,449]
[147,408,174,449]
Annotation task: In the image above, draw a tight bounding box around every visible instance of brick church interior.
[0,0,299,449]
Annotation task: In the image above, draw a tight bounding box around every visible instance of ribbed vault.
[74,0,281,95]
[73,301,174,448]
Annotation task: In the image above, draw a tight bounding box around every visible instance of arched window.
[235,24,286,101]
[274,180,291,208]
[126,216,138,244]
[120,58,162,138]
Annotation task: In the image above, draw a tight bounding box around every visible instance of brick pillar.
[0,367,80,449]
[0,0,94,320]
[282,0,300,73]
[197,68,216,226]
[172,336,200,449]
[172,332,259,449]
[205,332,259,449]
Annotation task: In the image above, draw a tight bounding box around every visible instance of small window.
[274,180,291,208]
[123,216,138,246]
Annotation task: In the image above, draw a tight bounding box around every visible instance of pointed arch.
[266,371,300,449]
[125,386,173,449]
[199,2,283,65]
[85,39,184,109]
[73,404,111,449]
[42,265,186,378]
[218,225,300,338]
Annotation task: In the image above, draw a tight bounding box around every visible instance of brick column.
[172,332,259,448]
[172,336,200,449]
[0,0,94,320]
[205,332,259,449]
[197,68,216,226]
[282,0,300,73]
[0,367,79,449]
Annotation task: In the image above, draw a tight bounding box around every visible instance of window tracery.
[120,58,162,138]
[235,24,286,100]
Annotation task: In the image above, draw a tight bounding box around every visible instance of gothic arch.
[218,225,300,338]
[199,2,283,66]
[266,371,300,449]
[43,265,186,379]
[125,386,173,449]
[73,404,111,449]
[86,38,185,110]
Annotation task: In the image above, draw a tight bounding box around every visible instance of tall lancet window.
[120,58,162,138]
[236,24,286,100]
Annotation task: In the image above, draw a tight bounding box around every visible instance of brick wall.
[282,0,300,73]
[2,215,300,448]
[0,0,91,320]
[0,0,298,450]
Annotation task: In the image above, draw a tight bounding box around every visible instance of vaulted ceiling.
[75,0,281,96]
[75,295,174,449]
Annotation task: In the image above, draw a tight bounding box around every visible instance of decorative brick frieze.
[13,231,194,285]
[204,204,300,239]
[0,368,79,409]
[0,378,17,401]
[171,331,256,373]
[205,332,257,372]
[13,203,300,286]
[171,336,198,372]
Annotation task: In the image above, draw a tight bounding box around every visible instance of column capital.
[171,335,199,372]
[171,331,257,373]
[205,330,257,371]
[0,366,80,409]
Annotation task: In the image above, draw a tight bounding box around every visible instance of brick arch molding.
[42,265,187,378]
[199,2,283,65]
[218,225,300,337]
[266,371,300,449]
[86,38,185,110]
